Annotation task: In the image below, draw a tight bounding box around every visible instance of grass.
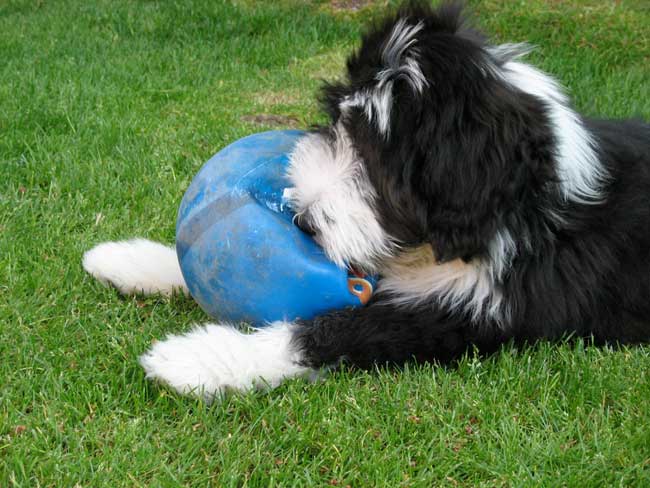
[1,0,649,485]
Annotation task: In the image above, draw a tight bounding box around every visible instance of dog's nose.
[294,214,317,236]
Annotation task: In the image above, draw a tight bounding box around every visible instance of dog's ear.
[376,1,483,97]
[416,85,557,263]
[335,1,485,140]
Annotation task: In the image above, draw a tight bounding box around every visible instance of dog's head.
[286,1,603,282]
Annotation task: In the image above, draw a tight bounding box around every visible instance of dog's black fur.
[290,1,650,370]
[84,0,650,397]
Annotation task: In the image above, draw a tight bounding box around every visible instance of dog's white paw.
[83,239,188,296]
[139,322,311,401]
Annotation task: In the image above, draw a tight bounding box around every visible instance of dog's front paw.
[139,322,311,401]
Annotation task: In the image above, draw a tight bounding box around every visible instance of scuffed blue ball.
[176,130,376,326]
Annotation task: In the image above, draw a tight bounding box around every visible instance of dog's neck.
[378,240,511,327]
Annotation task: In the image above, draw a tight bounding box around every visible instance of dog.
[83,1,650,400]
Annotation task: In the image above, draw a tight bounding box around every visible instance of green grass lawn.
[2,0,650,485]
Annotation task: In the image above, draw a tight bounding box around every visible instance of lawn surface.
[2,0,650,486]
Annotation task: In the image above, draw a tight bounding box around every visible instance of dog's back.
[589,118,650,342]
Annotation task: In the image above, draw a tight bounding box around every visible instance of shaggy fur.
[84,1,650,400]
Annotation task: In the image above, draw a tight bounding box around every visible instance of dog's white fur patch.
[139,321,312,401]
[340,87,396,138]
[380,229,516,324]
[492,46,606,202]
[286,124,395,270]
[83,239,188,296]
[340,19,427,138]
[487,42,534,66]
[380,19,427,94]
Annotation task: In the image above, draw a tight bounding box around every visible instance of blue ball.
[176,130,376,326]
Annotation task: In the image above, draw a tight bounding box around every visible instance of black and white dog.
[83,1,650,400]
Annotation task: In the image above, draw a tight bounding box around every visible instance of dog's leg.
[139,321,315,401]
[292,302,504,369]
[139,301,503,400]
[82,239,188,296]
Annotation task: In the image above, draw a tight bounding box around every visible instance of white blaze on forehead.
[285,124,394,269]
[339,19,428,139]
[490,45,607,202]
